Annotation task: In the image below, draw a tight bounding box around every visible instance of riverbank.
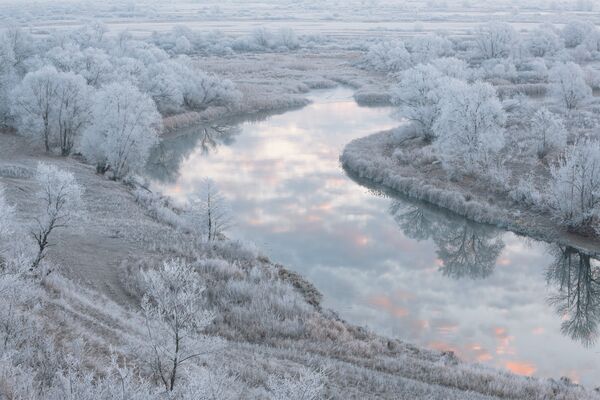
[3,118,600,398]
[341,128,600,257]
[161,49,391,133]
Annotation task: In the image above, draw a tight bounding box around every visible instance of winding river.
[147,87,600,387]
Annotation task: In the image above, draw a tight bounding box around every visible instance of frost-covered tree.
[70,21,108,49]
[561,20,595,48]
[79,48,114,87]
[433,80,506,175]
[189,179,232,241]
[0,37,17,124]
[549,62,592,110]
[530,107,568,159]
[140,259,221,391]
[364,41,412,73]
[1,25,34,74]
[53,72,92,155]
[12,66,61,152]
[137,59,240,113]
[251,27,274,48]
[472,22,518,59]
[390,64,445,141]
[140,61,184,113]
[174,36,192,54]
[430,57,471,80]
[12,66,92,155]
[550,141,600,230]
[527,27,562,57]
[173,60,241,111]
[407,34,453,64]
[81,82,161,179]
[30,163,83,270]
[584,28,600,53]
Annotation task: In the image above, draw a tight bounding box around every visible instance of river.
[147,87,600,387]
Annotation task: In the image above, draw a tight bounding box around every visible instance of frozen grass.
[0,163,33,179]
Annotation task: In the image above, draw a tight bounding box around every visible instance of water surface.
[147,87,600,387]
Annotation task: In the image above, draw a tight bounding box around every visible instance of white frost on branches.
[433,80,506,175]
[140,259,222,392]
[81,81,161,179]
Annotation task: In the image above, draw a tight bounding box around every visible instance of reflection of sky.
[148,87,600,387]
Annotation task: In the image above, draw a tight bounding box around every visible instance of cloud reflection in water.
[146,87,600,386]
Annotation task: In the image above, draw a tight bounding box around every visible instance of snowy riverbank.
[341,129,600,257]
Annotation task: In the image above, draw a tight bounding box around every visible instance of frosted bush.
[509,174,543,207]
[529,107,568,159]
[527,27,562,57]
[430,57,471,80]
[363,40,412,73]
[549,62,592,110]
[550,141,600,230]
[11,66,92,154]
[267,367,326,400]
[562,20,596,48]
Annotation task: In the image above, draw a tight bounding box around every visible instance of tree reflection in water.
[390,198,600,346]
[546,245,600,347]
[390,200,504,280]
[147,124,240,182]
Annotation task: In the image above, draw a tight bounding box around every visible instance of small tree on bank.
[30,163,83,270]
[140,259,221,392]
[190,179,232,241]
